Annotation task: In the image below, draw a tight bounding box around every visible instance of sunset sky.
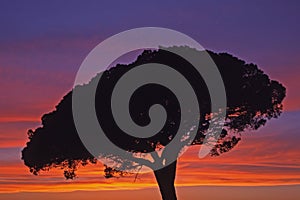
[0,0,299,199]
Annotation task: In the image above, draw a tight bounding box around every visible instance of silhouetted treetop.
[22,46,286,179]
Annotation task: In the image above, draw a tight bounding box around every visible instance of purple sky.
[1,0,299,117]
[0,1,299,199]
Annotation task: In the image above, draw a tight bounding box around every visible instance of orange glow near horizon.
[1,86,300,193]
[1,90,299,193]
[1,127,300,194]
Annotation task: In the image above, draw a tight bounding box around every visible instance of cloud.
[1,112,300,193]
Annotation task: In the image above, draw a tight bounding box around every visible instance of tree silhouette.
[22,46,286,200]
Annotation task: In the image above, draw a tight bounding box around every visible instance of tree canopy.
[21,46,286,179]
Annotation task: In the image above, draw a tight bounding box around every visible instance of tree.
[22,46,286,200]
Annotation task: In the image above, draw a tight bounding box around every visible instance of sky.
[0,0,299,199]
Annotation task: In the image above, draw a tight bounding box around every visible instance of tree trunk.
[154,160,177,200]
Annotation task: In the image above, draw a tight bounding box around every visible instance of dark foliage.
[21,46,286,179]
